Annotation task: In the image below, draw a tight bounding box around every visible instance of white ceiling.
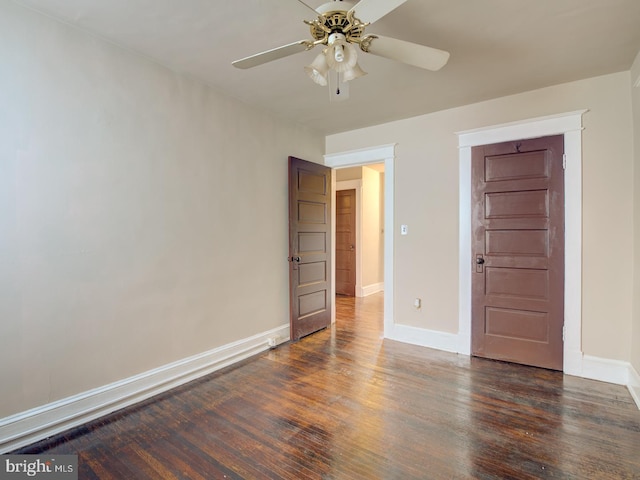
[13,0,640,135]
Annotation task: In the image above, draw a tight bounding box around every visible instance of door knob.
[289,256,301,262]
[476,257,485,265]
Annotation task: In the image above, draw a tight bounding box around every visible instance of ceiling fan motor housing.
[308,4,366,46]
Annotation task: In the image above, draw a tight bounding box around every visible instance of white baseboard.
[628,364,640,410]
[386,324,459,354]
[360,282,384,297]
[0,324,290,454]
[580,355,630,385]
[562,354,640,409]
[389,325,640,410]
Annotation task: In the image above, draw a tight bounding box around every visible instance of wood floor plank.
[13,293,640,479]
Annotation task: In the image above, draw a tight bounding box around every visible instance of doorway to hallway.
[335,164,385,301]
[324,143,396,338]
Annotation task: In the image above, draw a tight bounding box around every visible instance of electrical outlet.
[268,336,278,348]
[401,225,408,235]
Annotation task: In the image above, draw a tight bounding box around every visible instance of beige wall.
[336,167,362,181]
[327,72,635,363]
[361,166,383,288]
[632,51,640,374]
[379,173,385,281]
[0,1,324,418]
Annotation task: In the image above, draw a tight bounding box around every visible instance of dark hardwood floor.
[15,293,640,479]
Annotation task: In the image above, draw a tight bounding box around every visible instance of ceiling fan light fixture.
[342,62,367,82]
[328,32,347,47]
[326,42,358,72]
[304,51,330,86]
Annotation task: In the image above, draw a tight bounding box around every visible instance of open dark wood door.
[289,157,332,341]
[336,189,356,296]
[471,135,564,370]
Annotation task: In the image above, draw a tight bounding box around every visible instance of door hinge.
[562,154,567,170]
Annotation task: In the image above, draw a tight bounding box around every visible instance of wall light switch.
[401,225,408,235]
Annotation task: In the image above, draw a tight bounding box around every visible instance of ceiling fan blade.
[295,0,319,15]
[365,35,450,71]
[349,0,408,24]
[232,41,310,69]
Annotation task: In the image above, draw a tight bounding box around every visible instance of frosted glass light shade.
[342,62,367,82]
[304,52,329,86]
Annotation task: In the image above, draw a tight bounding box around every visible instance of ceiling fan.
[232,0,450,99]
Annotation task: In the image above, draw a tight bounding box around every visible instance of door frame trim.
[325,144,396,335]
[457,110,588,375]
